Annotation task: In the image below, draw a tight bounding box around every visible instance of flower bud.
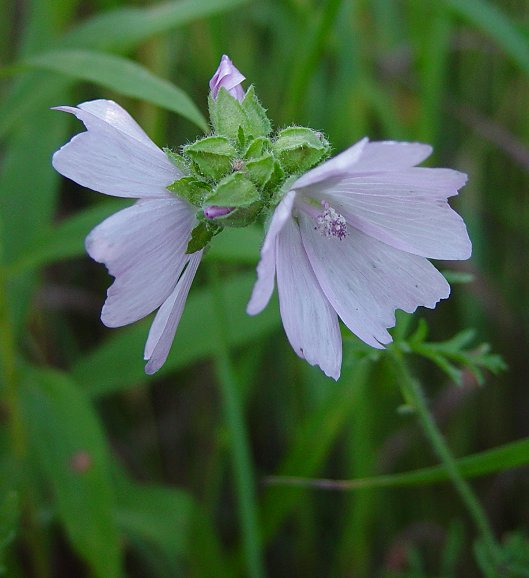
[206,172,260,207]
[183,135,237,180]
[204,205,234,219]
[209,54,245,102]
[211,201,263,228]
[273,127,331,175]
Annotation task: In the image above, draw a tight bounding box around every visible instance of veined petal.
[77,99,160,152]
[300,217,450,348]
[86,198,195,327]
[315,169,471,260]
[52,103,181,199]
[292,139,434,190]
[247,190,296,315]
[348,140,433,171]
[209,54,246,101]
[292,138,368,188]
[144,251,202,375]
[276,219,342,379]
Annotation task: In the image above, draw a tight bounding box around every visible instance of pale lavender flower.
[247,138,472,380]
[209,54,246,101]
[52,99,202,374]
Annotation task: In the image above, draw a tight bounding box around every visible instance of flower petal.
[349,140,433,171]
[52,103,181,198]
[144,251,202,374]
[276,218,342,379]
[292,139,432,189]
[315,169,471,260]
[300,217,450,348]
[292,138,368,188]
[247,191,296,315]
[209,54,246,101]
[86,198,194,327]
[77,99,160,152]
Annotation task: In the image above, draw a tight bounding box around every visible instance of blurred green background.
[1,0,529,576]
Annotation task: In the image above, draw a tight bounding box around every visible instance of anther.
[315,201,347,240]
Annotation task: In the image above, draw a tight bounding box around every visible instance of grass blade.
[24,50,207,130]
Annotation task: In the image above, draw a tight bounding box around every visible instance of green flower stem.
[390,348,500,568]
[208,264,265,578]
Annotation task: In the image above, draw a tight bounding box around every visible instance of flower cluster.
[52,54,471,379]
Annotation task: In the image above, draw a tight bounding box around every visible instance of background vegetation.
[1,0,529,576]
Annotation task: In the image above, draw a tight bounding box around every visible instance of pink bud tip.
[209,54,246,101]
[204,205,234,219]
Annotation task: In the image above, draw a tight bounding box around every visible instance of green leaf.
[245,153,276,186]
[208,89,247,140]
[72,271,280,397]
[407,328,507,386]
[243,136,270,159]
[210,202,263,228]
[0,109,68,263]
[184,135,237,179]
[21,368,122,578]
[163,149,190,174]
[272,126,330,174]
[268,437,529,492]
[444,0,529,78]
[0,0,249,138]
[114,473,193,571]
[0,104,71,334]
[207,172,260,207]
[114,467,230,577]
[64,0,250,52]
[240,86,272,137]
[185,135,237,157]
[24,49,207,130]
[186,221,220,254]
[0,492,18,574]
[167,177,211,207]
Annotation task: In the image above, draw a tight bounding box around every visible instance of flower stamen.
[314,201,347,240]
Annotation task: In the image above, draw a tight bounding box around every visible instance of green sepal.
[163,148,190,174]
[243,136,270,159]
[183,135,237,180]
[186,220,222,254]
[272,126,331,174]
[206,172,260,207]
[269,174,298,206]
[212,201,263,228]
[237,126,246,149]
[209,86,272,141]
[167,176,211,206]
[264,158,285,193]
[241,86,272,137]
[245,153,276,186]
[208,89,247,140]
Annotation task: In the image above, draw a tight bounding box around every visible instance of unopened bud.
[273,127,331,175]
[209,54,246,102]
[204,205,234,219]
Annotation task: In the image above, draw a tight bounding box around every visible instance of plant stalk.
[390,349,500,568]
